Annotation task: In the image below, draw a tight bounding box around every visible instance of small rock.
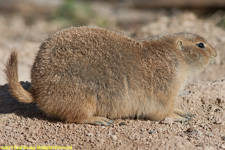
[177,132,184,137]
[204,146,213,150]
[216,98,221,104]
[221,145,225,149]
[204,131,213,137]
[160,117,174,125]
[111,135,117,140]
[186,127,194,132]
[119,122,127,126]
[221,136,225,141]
[196,143,204,147]
[86,133,93,137]
[198,131,203,136]
[186,127,198,135]
[215,117,223,124]
[148,130,156,134]
[140,128,145,132]
[214,108,220,112]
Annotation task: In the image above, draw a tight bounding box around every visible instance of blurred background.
[0,0,224,84]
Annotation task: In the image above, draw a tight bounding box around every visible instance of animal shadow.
[0,81,59,122]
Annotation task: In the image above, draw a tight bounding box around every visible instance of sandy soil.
[0,1,224,149]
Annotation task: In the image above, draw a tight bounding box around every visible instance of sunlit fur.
[5,27,217,125]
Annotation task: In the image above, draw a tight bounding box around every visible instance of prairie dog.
[5,26,217,125]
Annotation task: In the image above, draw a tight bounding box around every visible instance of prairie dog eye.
[197,43,205,48]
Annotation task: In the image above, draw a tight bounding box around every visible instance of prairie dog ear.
[178,40,184,50]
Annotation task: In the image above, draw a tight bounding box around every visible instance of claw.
[103,119,114,125]
[174,117,190,122]
[174,108,194,120]
[95,121,105,126]
[78,116,114,126]
[170,113,190,122]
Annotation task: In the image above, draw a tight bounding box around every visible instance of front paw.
[174,108,194,119]
[170,113,190,122]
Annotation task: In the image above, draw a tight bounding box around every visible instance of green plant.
[218,18,225,29]
[52,0,95,26]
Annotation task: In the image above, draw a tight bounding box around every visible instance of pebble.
[221,136,225,141]
[86,133,93,137]
[119,122,127,126]
[111,135,117,140]
[186,127,198,135]
[204,131,213,137]
[160,117,174,125]
[216,98,221,104]
[204,146,213,150]
[215,117,223,124]
[148,130,156,134]
[186,127,194,132]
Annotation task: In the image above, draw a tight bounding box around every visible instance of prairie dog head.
[176,33,217,75]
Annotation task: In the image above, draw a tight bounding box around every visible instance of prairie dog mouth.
[209,57,216,64]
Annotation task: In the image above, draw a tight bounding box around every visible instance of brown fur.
[5,26,217,125]
[5,51,33,103]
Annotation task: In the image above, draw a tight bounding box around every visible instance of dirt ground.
[0,1,224,150]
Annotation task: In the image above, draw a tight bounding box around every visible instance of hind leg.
[63,94,114,126]
[145,103,192,122]
[65,109,114,126]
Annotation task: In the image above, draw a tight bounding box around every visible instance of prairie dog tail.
[5,51,33,103]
